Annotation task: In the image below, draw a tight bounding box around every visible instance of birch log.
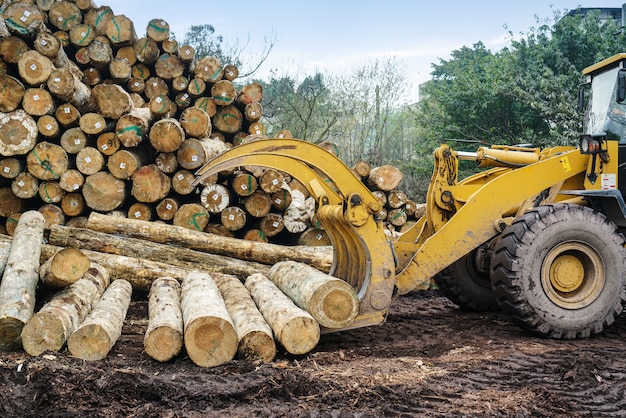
[181,271,237,367]
[245,273,319,355]
[213,273,276,362]
[39,247,91,288]
[67,279,133,361]
[144,277,183,362]
[86,213,332,272]
[269,261,359,329]
[0,211,45,351]
[21,263,110,356]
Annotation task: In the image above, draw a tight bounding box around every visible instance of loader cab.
[581,54,626,201]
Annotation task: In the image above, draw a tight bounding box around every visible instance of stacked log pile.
[0,1,421,247]
[0,211,361,367]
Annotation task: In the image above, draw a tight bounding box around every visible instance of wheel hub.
[541,242,605,310]
[549,254,585,292]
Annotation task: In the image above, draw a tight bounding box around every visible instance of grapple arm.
[193,139,396,331]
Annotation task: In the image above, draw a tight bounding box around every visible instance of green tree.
[262,72,340,143]
[182,25,275,78]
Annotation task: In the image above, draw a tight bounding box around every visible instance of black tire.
[490,204,626,339]
[434,249,499,312]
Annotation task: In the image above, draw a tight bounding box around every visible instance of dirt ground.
[0,289,625,418]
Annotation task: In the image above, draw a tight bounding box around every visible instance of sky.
[100,1,619,102]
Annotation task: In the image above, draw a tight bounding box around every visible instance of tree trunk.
[0,157,22,180]
[115,107,152,148]
[38,203,65,228]
[258,169,285,194]
[92,83,132,119]
[82,172,126,212]
[105,14,137,46]
[244,273,319,355]
[86,213,333,272]
[170,170,196,195]
[37,114,60,139]
[155,197,179,221]
[12,172,39,199]
[231,172,257,197]
[40,246,91,288]
[69,23,97,48]
[297,228,331,247]
[5,2,47,36]
[131,164,171,203]
[154,53,185,80]
[47,67,93,112]
[17,50,53,86]
[79,112,110,136]
[55,103,81,128]
[144,276,183,362]
[368,165,403,191]
[173,203,209,232]
[387,208,408,227]
[212,273,276,362]
[200,183,230,214]
[211,80,237,106]
[39,181,65,203]
[21,263,110,356]
[22,87,55,117]
[59,169,84,192]
[0,110,38,156]
[27,141,68,180]
[181,271,237,367]
[60,127,88,154]
[148,118,185,153]
[179,107,211,139]
[0,75,25,112]
[76,146,105,175]
[259,213,285,238]
[0,187,25,217]
[387,190,408,209]
[0,211,45,351]
[220,206,247,231]
[47,224,270,280]
[237,83,263,106]
[61,192,85,217]
[48,1,82,32]
[67,279,133,361]
[213,104,242,134]
[134,37,159,65]
[176,137,227,170]
[243,102,263,122]
[127,202,152,221]
[352,160,371,178]
[269,261,359,329]
[244,190,272,218]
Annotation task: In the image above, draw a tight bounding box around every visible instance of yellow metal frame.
[193,139,592,330]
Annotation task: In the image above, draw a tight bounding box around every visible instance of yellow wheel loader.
[193,54,626,339]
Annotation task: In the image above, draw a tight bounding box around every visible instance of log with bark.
[86,213,333,272]
[181,271,237,367]
[269,261,359,329]
[67,279,133,361]
[40,247,91,288]
[144,276,183,362]
[21,263,110,356]
[47,224,270,279]
[212,273,276,362]
[244,273,319,355]
[0,211,45,351]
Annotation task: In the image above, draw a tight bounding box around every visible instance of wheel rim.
[541,241,605,309]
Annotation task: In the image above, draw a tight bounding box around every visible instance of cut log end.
[67,323,112,361]
[144,326,183,362]
[184,318,238,367]
[238,331,276,363]
[21,312,66,356]
[279,316,320,355]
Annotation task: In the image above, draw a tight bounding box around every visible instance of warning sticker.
[602,174,617,190]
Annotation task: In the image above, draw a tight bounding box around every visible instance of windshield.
[585,66,626,140]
